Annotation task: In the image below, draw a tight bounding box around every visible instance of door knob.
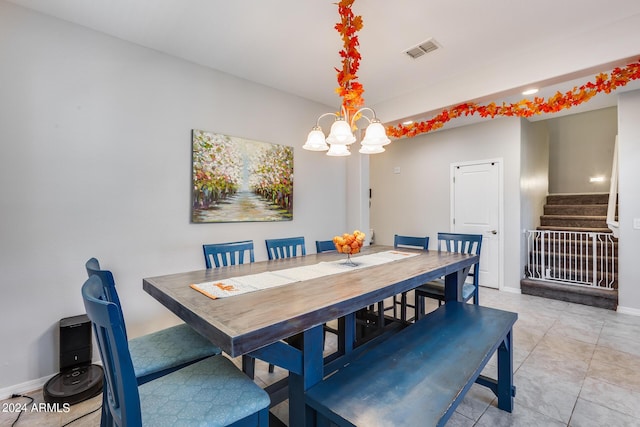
[490,230,497,234]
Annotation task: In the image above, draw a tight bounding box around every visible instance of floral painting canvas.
[192,129,293,223]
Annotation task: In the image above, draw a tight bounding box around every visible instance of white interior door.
[451,161,501,289]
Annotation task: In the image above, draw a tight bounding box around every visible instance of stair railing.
[525,230,616,289]
[607,135,619,237]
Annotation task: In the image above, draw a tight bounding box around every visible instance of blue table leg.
[288,325,324,427]
[340,312,356,355]
[497,329,515,412]
[444,269,461,302]
[444,265,472,302]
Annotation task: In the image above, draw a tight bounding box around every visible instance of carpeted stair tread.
[546,193,610,205]
[544,204,609,216]
[537,225,612,233]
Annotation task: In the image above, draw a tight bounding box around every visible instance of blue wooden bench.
[305,302,518,427]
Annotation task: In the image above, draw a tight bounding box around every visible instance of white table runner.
[190,250,418,299]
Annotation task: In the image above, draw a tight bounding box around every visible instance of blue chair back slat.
[394,234,429,250]
[265,236,306,260]
[315,240,336,253]
[85,257,128,341]
[203,240,255,268]
[437,232,482,256]
[82,275,142,427]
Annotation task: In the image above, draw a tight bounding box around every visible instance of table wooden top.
[143,245,477,357]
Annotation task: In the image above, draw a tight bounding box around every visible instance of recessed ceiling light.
[402,120,414,125]
[522,88,539,95]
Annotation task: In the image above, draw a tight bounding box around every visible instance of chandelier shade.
[358,144,385,154]
[326,118,357,145]
[302,127,330,151]
[360,120,391,147]
[326,144,351,156]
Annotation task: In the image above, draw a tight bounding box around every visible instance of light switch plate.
[634,218,640,230]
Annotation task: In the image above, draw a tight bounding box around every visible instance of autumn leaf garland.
[331,2,639,140]
[386,60,640,139]
[335,0,364,121]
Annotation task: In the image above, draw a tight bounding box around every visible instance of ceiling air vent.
[404,38,439,59]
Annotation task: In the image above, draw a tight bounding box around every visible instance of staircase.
[538,193,612,232]
[521,193,618,310]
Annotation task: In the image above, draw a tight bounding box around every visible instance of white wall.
[617,89,640,314]
[0,2,347,393]
[519,119,550,275]
[547,107,618,193]
[346,151,371,243]
[369,118,522,292]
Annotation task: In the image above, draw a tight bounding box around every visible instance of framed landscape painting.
[191,129,293,223]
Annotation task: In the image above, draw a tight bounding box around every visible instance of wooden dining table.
[143,245,478,427]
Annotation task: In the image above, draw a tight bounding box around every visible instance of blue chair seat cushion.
[129,323,221,381]
[416,279,476,301]
[139,355,270,427]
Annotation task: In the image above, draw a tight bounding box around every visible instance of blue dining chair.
[203,240,255,268]
[315,239,342,338]
[387,234,429,322]
[81,275,270,427]
[264,236,306,373]
[414,232,482,320]
[86,258,221,426]
[201,241,263,379]
[265,236,306,260]
[315,239,337,253]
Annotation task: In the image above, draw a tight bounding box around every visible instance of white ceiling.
[7,0,640,127]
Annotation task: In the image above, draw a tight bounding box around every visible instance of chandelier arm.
[341,105,349,120]
[349,107,377,127]
[315,112,340,127]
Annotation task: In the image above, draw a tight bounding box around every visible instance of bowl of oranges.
[333,230,366,265]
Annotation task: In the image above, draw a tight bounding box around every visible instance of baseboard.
[617,305,640,317]
[501,286,521,294]
[0,374,53,400]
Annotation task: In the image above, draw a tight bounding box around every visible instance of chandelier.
[303,0,391,156]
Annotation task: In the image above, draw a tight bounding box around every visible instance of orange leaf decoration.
[214,282,235,292]
[387,59,640,139]
[334,0,365,119]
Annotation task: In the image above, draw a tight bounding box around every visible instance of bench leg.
[497,329,514,412]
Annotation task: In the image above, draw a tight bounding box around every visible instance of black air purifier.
[43,314,103,405]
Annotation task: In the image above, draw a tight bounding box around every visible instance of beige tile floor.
[3,287,640,426]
